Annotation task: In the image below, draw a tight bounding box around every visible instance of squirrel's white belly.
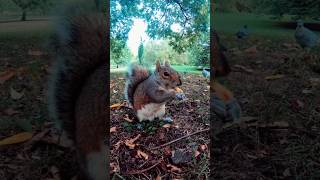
[137,103,166,121]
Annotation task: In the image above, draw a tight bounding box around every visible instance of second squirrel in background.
[125,60,182,121]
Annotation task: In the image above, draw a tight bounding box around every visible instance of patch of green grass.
[110,65,202,74]
[213,12,320,40]
[0,20,53,41]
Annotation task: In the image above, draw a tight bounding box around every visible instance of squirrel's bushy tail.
[125,64,150,106]
[48,1,107,138]
[212,30,231,77]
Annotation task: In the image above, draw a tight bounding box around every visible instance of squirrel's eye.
[164,72,169,77]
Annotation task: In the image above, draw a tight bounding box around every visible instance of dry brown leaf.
[110,127,117,133]
[244,46,257,54]
[110,103,122,109]
[195,150,201,158]
[0,132,33,146]
[123,114,133,122]
[137,149,149,160]
[167,164,182,173]
[175,87,184,93]
[125,134,141,149]
[156,175,161,180]
[0,69,16,84]
[200,144,208,151]
[110,162,119,173]
[233,64,254,74]
[265,74,285,80]
[10,87,24,100]
[162,124,171,129]
[113,141,122,150]
[28,50,45,56]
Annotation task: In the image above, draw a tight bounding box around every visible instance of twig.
[149,128,210,151]
[122,161,161,175]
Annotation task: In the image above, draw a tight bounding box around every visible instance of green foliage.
[143,40,189,66]
[138,39,144,64]
[111,41,132,67]
[11,0,53,20]
[111,0,209,58]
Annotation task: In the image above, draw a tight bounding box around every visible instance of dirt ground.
[110,73,210,179]
[0,39,80,180]
[211,34,320,179]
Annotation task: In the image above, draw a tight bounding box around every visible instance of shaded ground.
[0,21,79,180]
[110,73,210,179]
[212,33,320,179]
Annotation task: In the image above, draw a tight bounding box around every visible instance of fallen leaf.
[162,124,171,129]
[110,103,121,108]
[244,46,257,54]
[0,132,33,146]
[110,162,119,173]
[113,141,122,151]
[125,134,141,149]
[265,74,285,80]
[123,114,133,122]
[3,108,20,116]
[156,175,161,180]
[110,127,117,133]
[195,150,201,158]
[28,50,44,56]
[200,144,208,151]
[302,89,313,94]
[167,164,182,173]
[175,87,183,93]
[137,150,149,160]
[233,64,254,74]
[10,87,24,100]
[0,69,16,84]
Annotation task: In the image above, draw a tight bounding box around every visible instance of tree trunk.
[116,64,119,68]
[21,10,26,21]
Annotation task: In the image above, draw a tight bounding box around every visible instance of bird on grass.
[202,68,210,78]
[236,25,249,39]
[295,20,319,52]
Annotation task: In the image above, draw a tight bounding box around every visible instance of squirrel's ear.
[156,60,161,71]
[164,60,170,67]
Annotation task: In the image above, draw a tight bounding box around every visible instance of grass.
[110,65,202,74]
[213,12,320,40]
[0,19,53,41]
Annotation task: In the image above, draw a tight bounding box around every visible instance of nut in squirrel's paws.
[175,87,184,93]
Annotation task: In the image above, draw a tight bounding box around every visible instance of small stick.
[149,128,210,151]
[123,161,161,175]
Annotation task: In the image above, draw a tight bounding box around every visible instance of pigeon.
[202,68,210,78]
[295,20,319,50]
[236,25,249,39]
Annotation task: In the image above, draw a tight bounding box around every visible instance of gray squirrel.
[47,0,107,179]
[125,61,182,121]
